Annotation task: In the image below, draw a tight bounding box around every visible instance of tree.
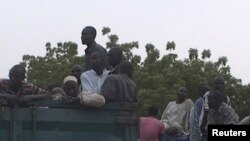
[102,27,141,67]
[201,49,211,60]
[166,41,176,52]
[22,41,83,89]
[188,48,198,60]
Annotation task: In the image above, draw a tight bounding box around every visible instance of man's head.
[119,61,133,79]
[208,90,223,110]
[108,47,123,68]
[214,76,225,93]
[176,87,188,103]
[198,82,210,97]
[81,26,96,45]
[47,81,61,94]
[90,51,105,73]
[63,76,79,97]
[147,105,159,117]
[9,64,26,87]
[71,64,83,82]
[51,87,64,95]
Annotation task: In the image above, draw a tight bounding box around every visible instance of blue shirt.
[80,69,109,94]
[189,97,203,141]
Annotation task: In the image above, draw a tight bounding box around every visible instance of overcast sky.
[1,0,250,84]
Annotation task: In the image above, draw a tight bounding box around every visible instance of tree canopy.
[22,27,250,119]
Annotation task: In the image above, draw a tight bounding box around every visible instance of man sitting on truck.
[80,51,109,94]
[61,76,80,103]
[71,64,83,91]
[108,47,123,75]
[0,64,50,104]
[101,61,138,102]
[76,61,138,107]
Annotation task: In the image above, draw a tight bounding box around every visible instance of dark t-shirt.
[101,74,138,102]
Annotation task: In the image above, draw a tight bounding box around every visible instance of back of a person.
[140,117,164,141]
[109,74,137,102]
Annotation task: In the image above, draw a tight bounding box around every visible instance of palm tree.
[217,56,228,66]
[201,49,211,60]
[188,48,198,60]
[166,41,176,52]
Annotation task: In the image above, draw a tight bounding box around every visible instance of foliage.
[22,27,249,119]
[22,42,83,89]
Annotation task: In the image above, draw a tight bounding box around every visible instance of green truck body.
[0,100,138,141]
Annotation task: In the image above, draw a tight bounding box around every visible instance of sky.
[1,0,250,84]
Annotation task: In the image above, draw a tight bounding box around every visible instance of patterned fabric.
[207,102,239,126]
[0,79,46,95]
[199,91,231,126]
[80,69,109,94]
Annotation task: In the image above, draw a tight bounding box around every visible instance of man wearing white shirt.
[80,51,109,94]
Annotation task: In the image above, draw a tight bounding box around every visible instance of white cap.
[63,76,77,84]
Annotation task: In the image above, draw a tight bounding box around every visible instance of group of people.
[0,26,138,107]
[140,76,249,141]
[1,26,249,141]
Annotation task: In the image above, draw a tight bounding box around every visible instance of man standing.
[81,26,108,71]
[189,83,210,141]
[161,87,193,136]
[199,76,231,140]
[206,90,239,125]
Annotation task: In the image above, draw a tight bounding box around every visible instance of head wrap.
[63,76,77,84]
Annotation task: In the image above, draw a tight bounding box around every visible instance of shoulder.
[81,70,95,77]
[195,97,203,109]
[167,101,176,107]
[22,81,33,86]
[105,74,120,82]
[220,103,237,116]
[185,99,194,104]
[221,102,233,111]
[21,82,38,89]
[203,91,210,98]
[195,97,203,105]
[103,69,110,76]
[92,43,106,52]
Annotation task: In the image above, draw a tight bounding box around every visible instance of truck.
[0,99,138,141]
